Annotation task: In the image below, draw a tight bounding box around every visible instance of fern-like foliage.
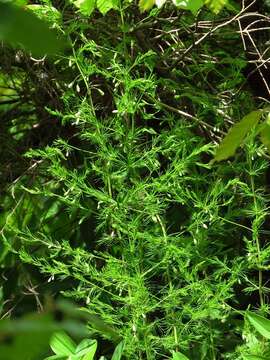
[1,1,270,359]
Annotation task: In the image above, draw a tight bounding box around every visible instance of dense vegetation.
[1,0,270,359]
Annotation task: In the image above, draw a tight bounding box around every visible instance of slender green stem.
[248,149,264,307]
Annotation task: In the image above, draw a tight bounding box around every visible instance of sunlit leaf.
[204,0,228,13]
[82,344,97,360]
[0,2,64,56]
[172,0,204,14]
[243,355,268,360]
[247,311,270,339]
[75,339,97,360]
[111,341,124,360]
[139,0,155,12]
[214,110,262,162]
[50,332,76,356]
[260,122,270,154]
[172,351,190,360]
[73,0,96,16]
[97,0,114,14]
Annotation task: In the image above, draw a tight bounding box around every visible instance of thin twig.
[168,0,257,71]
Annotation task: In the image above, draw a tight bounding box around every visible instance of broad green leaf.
[172,351,190,360]
[97,0,114,14]
[139,0,155,12]
[247,311,270,339]
[214,110,262,162]
[82,343,97,360]
[172,0,204,14]
[243,355,268,360]
[0,2,64,56]
[204,0,228,13]
[50,332,76,356]
[111,341,124,360]
[73,0,96,16]
[75,339,97,360]
[0,313,56,360]
[260,122,270,154]
[44,356,67,360]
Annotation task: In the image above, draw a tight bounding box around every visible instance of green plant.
[247,311,270,339]
[71,0,232,15]
[0,1,65,55]
[172,351,190,359]
[139,0,233,13]
[238,312,270,359]
[0,302,90,360]
[1,0,270,359]
[46,332,124,360]
[214,110,270,162]
[46,332,98,360]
